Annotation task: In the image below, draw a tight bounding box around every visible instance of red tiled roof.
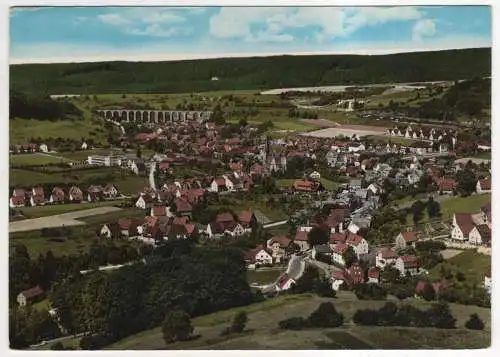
[474,224,491,243]
[368,267,380,278]
[346,233,364,246]
[216,212,234,223]
[269,235,291,248]
[20,286,44,299]
[172,216,189,226]
[330,232,347,244]
[32,187,44,197]
[401,231,418,243]
[238,210,253,224]
[10,196,24,205]
[294,180,316,192]
[175,199,193,212]
[400,255,419,268]
[152,206,167,216]
[295,230,308,241]
[454,213,475,236]
[333,243,349,254]
[215,177,226,186]
[13,188,26,197]
[378,247,397,259]
[478,178,491,190]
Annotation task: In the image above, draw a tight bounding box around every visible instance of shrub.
[278,317,307,330]
[353,309,379,326]
[230,311,248,334]
[465,313,485,330]
[354,283,387,300]
[162,309,193,345]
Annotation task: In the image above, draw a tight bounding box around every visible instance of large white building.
[88,155,123,167]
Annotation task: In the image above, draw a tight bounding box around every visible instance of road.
[30,332,88,349]
[262,220,288,229]
[9,206,123,233]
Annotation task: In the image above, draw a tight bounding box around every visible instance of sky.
[9,5,492,64]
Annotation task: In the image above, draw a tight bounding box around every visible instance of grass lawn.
[39,337,82,350]
[18,200,124,219]
[10,169,71,187]
[10,117,108,145]
[107,291,490,350]
[405,193,491,225]
[32,299,50,312]
[429,250,491,285]
[10,231,97,257]
[471,151,491,160]
[10,153,70,166]
[215,195,288,222]
[246,268,286,285]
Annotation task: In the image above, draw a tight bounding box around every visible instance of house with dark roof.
[451,213,476,241]
[469,224,491,246]
[17,286,44,307]
[375,248,397,269]
[395,231,419,250]
[245,245,273,266]
[238,210,257,229]
[294,229,310,251]
[395,255,420,276]
[267,235,291,263]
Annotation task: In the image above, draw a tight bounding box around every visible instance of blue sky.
[9,6,492,63]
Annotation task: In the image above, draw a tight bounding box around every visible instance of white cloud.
[209,7,427,44]
[97,8,189,37]
[412,18,437,41]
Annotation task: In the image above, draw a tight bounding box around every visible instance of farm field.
[18,200,125,219]
[302,124,386,138]
[107,292,490,350]
[10,153,70,166]
[429,250,491,285]
[246,268,286,285]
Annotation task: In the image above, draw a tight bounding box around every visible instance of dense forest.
[10,90,82,120]
[10,48,491,94]
[10,240,255,349]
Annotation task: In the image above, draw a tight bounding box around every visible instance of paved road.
[10,206,123,233]
[262,220,288,229]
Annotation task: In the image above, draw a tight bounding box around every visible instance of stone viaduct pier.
[96,109,212,124]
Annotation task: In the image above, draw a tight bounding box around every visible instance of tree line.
[10,90,82,120]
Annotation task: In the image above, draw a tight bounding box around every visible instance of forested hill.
[10,48,491,94]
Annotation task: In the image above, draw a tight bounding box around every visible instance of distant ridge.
[10,48,491,95]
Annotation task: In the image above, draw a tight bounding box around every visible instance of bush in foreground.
[307,302,344,328]
[465,313,485,331]
[278,317,308,330]
[162,309,193,345]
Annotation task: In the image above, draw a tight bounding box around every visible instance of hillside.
[10,48,491,95]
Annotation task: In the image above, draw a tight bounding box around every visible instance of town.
[9,6,492,352]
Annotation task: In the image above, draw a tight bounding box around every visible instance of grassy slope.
[108,292,490,350]
[429,250,491,285]
[10,153,70,166]
[19,200,124,219]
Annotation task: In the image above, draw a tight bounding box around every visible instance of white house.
[246,246,273,266]
[309,171,321,180]
[395,255,420,277]
[332,243,349,267]
[81,141,88,150]
[39,143,48,153]
[209,176,234,193]
[395,231,419,250]
[267,236,291,263]
[100,224,113,238]
[468,224,491,245]
[345,233,369,258]
[451,213,475,241]
[476,179,491,194]
[135,196,147,209]
[376,248,397,270]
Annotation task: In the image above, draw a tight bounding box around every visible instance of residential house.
[294,230,309,251]
[329,232,347,250]
[100,223,116,238]
[345,233,369,258]
[332,243,350,267]
[150,206,167,217]
[87,185,103,202]
[103,184,119,198]
[206,212,245,239]
[39,143,48,153]
[30,187,45,206]
[209,176,234,193]
[17,286,44,307]
[468,224,491,245]
[395,231,419,250]
[174,198,193,217]
[68,186,84,202]
[267,235,291,263]
[135,194,156,210]
[238,210,257,230]
[438,179,457,194]
[451,213,475,241]
[9,189,26,208]
[395,255,420,276]
[245,245,273,267]
[367,267,380,284]
[312,244,332,260]
[347,262,365,284]
[49,187,65,204]
[309,171,321,180]
[118,218,142,237]
[293,180,320,193]
[375,248,398,269]
[476,178,491,194]
[481,202,491,226]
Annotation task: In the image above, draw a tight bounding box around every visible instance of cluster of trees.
[353,302,456,329]
[288,108,319,119]
[353,283,388,300]
[10,90,82,120]
[365,207,407,245]
[9,241,142,307]
[11,48,490,94]
[289,266,336,298]
[410,197,441,225]
[279,302,344,330]
[46,241,254,349]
